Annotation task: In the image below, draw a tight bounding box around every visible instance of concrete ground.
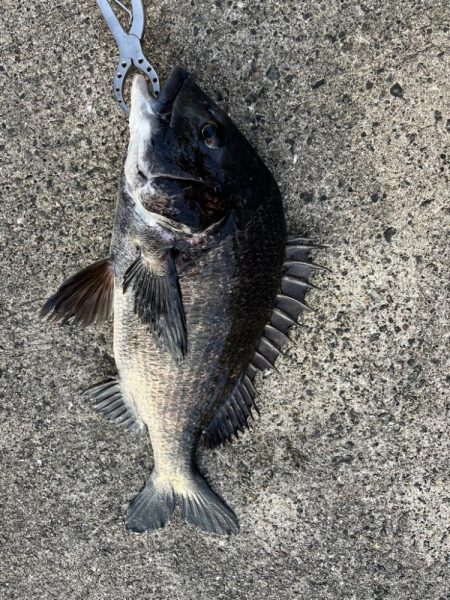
[1,1,449,598]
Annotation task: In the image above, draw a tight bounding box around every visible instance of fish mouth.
[128,69,225,232]
[150,67,190,120]
[129,75,155,126]
[139,169,214,192]
[129,67,190,122]
[151,173,204,185]
[127,71,203,195]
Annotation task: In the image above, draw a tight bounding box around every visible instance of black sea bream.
[42,67,318,534]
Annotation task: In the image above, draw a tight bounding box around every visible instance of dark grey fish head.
[124,67,279,234]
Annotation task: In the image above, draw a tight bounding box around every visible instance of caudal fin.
[126,475,176,532]
[126,470,239,535]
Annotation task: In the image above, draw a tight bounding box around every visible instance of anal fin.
[204,374,258,448]
[82,375,146,436]
[40,258,114,326]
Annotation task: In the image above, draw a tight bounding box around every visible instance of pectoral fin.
[123,251,187,362]
[40,258,114,326]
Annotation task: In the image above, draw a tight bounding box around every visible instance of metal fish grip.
[97,0,160,113]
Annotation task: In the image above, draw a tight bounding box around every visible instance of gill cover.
[126,67,275,234]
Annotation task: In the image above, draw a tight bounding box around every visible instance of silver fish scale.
[113,234,240,475]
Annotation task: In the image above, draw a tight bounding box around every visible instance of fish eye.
[200,121,225,149]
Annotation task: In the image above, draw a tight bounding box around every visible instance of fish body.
[42,67,317,534]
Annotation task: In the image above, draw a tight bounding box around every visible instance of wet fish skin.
[112,69,286,533]
[41,66,289,534]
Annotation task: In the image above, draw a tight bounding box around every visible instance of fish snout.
[129,74,156,134]
[126,75,159,197]
[150,66,190,121]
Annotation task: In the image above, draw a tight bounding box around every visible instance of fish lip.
[130,74,155,118]
[150,67,190,116]
[129,67,190,119]
[131,74,153,101]
[150,173,222,195]
[151,173,204,185]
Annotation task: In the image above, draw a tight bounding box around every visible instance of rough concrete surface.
[1,0,449,598]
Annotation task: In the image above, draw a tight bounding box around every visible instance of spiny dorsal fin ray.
[203,234,324,448]
[123,250,187,362]
[240,377,257,413]
[252,350,280,373]
[82,375,146,436]
[259,335,286,357]
[270,307,296,333]
[40,258,114,326]
[264,323,292,347]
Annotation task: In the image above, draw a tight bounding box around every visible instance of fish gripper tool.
[96,0,160,113]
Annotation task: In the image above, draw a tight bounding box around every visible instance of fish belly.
[113,242,236,478]
[113,289,194,476]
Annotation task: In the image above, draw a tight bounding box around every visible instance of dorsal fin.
[249,236,322,376]
[203,236,324,448]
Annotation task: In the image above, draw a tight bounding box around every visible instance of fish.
[41,66,319,534]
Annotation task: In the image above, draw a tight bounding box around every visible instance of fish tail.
[177,469,239,535]
[125,473,176,533]
[126,469,239,535]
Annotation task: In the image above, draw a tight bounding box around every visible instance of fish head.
[124,67,276,234]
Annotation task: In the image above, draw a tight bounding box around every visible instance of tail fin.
[126,475,176,532]
[178,471,239,534]
[126,470,239,535]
